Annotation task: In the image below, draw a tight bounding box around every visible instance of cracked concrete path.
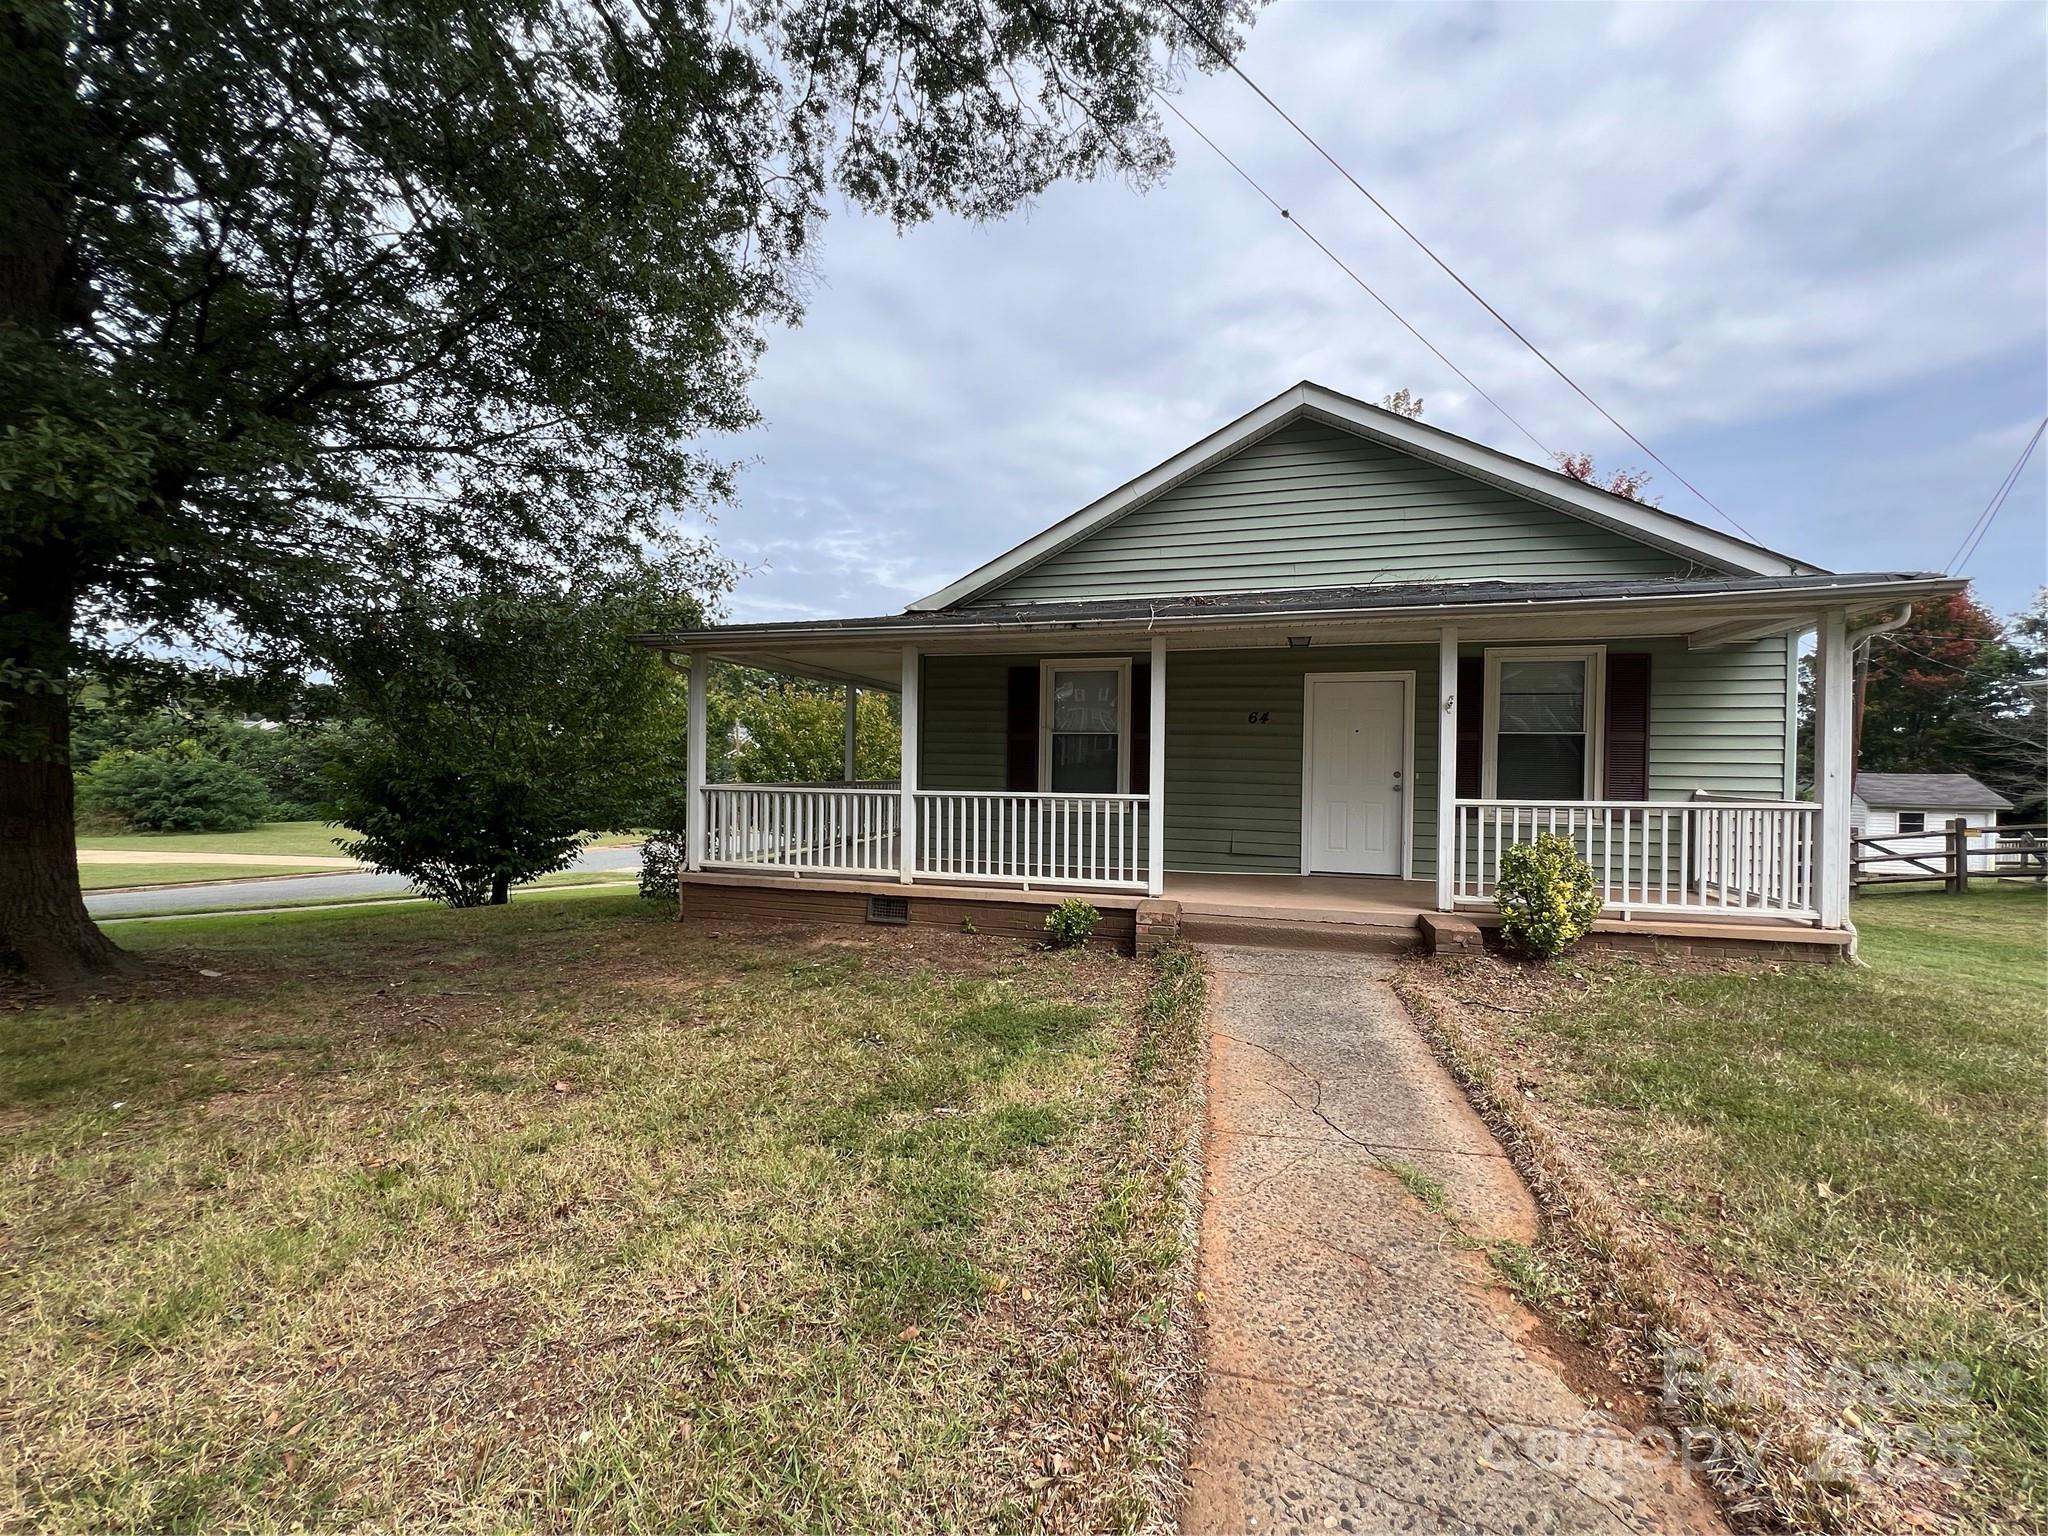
[1181,945,1727,1536]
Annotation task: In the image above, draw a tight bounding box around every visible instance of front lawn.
[1,895,1202,1533]
[80,860,344,890]
[75,821,355,858]
[1399,883,2046,1533]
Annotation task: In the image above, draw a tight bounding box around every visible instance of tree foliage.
[1554,451,1657,504]
[326,559,702,906]
[1,0,1253,980]
[75,742,273,832]
[714,669,899,784]
[1798,589,2045,817]
[69,680,364,822]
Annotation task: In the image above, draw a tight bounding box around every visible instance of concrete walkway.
[1182,946,1726,1536]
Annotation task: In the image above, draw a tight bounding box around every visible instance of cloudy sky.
[704,1,2047,624]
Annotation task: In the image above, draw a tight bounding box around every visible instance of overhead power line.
[1156,0,1763,544]
[1945,414,2046,574]
[1156,96,1553,460]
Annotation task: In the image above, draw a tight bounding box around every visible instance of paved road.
[86,844,643,918]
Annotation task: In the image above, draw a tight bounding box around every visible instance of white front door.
[1305,677,1406,877]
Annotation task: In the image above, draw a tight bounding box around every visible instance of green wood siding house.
[645,382,1959,938]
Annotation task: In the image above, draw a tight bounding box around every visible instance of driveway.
[86,844,643,918]
[1182,945,1726,1535]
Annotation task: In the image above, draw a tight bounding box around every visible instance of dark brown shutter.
[1005,665,1038,791]
[1604,652,1651,800]
[1454,655,1484,798]
[1129,663,1150,795]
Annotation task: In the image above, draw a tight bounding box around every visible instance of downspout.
[1848,604,1914,799]
[1840,603,1912,964]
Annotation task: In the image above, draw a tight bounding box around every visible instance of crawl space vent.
[866,894,910,925]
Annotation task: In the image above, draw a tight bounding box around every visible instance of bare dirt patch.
[1394,919,2042,1536]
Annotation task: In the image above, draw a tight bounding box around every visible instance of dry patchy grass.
[0,894,1203,1534]
[1397,884,2047,1535]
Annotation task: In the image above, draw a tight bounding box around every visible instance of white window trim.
[1481,645,1606,799]
[1038,657,1131,793]
[1299,671,1415,880]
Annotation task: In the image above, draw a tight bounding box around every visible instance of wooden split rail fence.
[1851,819,2046,892]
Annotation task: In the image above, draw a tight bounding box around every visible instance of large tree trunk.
[0,575,133,988]
[0,9,131,988]
[489,872,511,905]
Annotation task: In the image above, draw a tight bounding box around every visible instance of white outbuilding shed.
[1851,772,2013,877]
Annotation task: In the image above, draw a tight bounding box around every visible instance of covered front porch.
[647,573,1962,946]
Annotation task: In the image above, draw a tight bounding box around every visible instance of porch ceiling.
[636,571,1963,688]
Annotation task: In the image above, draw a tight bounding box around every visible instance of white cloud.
[709,0,2047,622]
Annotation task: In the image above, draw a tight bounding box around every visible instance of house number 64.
[1246,710,1271,724]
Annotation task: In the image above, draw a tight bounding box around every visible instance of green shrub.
[1044,897,1101,950]
[1492,831,1602,960]
[637,836,683,903]
[76,744,274,832]
[635,785,689,904]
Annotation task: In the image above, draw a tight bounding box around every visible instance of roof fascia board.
[647,576,1962,651]
[909,382,1819,612]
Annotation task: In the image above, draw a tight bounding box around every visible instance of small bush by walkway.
[1,894,1203,1533]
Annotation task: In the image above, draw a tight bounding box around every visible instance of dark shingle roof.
[1853,773,2013,811]
[635,570,1950,645]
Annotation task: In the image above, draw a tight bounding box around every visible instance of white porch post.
[842,685,858,782]
[1814,608,1853,928]
[1434,625,1459,912]
[1147,635,1166,897]
[684,655,708,872]
[898,644,919,883]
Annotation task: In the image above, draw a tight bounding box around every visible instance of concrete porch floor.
[1168,873,1436,925]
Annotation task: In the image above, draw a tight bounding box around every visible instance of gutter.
[633,577,1964,650]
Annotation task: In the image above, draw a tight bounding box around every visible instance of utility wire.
[1156,95,1553,460]
[1155,0,1763,543]
[1945,414,2046,574]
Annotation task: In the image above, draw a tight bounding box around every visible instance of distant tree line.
[69,567,901,912]
[1800,588,2048,819]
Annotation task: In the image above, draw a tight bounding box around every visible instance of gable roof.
[910,381,1824,611]
[1852,773,2014,811]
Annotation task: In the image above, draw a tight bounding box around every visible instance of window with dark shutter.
[1455,655,1484,799]
[1604,653,1651,800]
[1129,664,1150,795]
[1481,646,1606,799]
[1005,666,1037,791]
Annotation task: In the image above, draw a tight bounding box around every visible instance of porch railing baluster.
[1448,797,1819,923]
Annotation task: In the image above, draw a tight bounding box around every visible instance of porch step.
[1176,911,1423,955]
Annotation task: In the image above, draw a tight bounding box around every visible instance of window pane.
[1052,669,1119,733]
[1052,733,1119,792]
[1496,734,1586,799]
[1897,812,1925,834]
[1498,660,1585,733]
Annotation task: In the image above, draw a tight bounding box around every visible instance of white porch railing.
[698,784,1149,889]
[915,791,1148,890]
[1450,799,1819,919]
[702,784,900,876]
